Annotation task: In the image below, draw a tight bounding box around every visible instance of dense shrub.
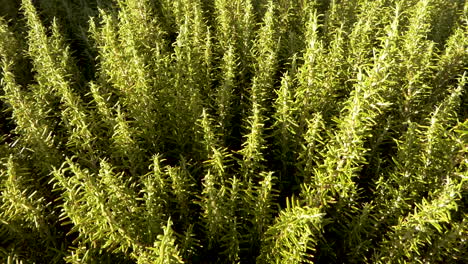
[1,0,467,263]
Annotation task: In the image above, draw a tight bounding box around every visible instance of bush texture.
[0,0,467,263]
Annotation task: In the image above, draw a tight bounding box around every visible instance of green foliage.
[374,177,465,263]
[1,0,467,263]
[257,198,325,264]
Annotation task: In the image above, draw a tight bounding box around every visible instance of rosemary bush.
[1,0,467,263]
